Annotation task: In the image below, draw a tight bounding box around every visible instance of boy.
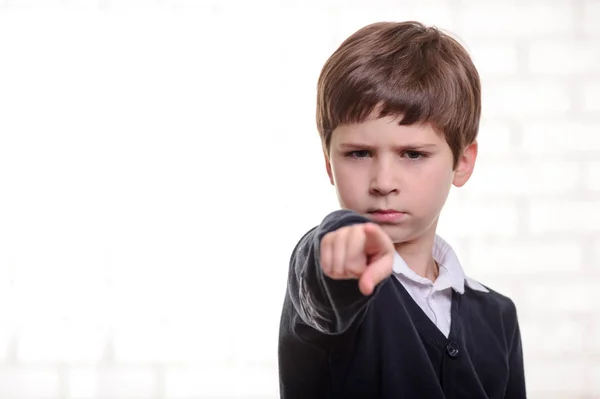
[278,21,526,398]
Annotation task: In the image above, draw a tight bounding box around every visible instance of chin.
[385,219,434,241]
[378,224,412,242]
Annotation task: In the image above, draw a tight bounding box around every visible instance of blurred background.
[0,0,598,398]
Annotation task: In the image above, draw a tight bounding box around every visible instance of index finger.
[358,253,394,295]
[362,223,393,254]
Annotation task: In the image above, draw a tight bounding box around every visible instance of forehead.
[331,115,442,145]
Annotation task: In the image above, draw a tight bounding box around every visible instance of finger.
[320,233,333,276]
[345,225,366,278]
[358,274,374,296]
[359,253,394,295]
[363,223,393,255]
[331,228,348,278]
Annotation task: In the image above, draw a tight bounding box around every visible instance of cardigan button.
[446,341,460,358]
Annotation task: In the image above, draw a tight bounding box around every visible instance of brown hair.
[316,21,481,169]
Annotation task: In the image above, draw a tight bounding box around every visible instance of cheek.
[334,170,360,193]
[331,159,359,184]
[332,163,365,205]
[410,164,453,203]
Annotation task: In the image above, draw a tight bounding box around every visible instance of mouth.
[366,209,407,223]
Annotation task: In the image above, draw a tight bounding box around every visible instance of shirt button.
[446,341,460,358]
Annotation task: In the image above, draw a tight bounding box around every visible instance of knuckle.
[346,254,365,273]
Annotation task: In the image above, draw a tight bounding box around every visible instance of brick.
[584,161,600,192]
[477,120,513,155]
[14,269,108,326]
[2,0,64,7]
[529,41,600,74]
[165,0,272,6]
[0,321,13,363]
[467,42,519,76]
[60,0,100,8]
[314,0,394,6]
[112,324,177,364]
[0,263,17,345]
[584,0,600,35]
[100,0,158,6]
[483,82,570,117]
[528,200,600,234]
[113,323,241,364]
[525,361,587,396]
[0,368,60,398]
[592,320,600,356]
[330,6,417,47]
[277,7,333,63]
[465,160,580,197]
[468,239,584,275]
[440,200,519,236]
[456,1,575,38]
[590,360,600,396]
[520,317,586,358]
[520,279,598,314]
[67,368,158,399]
[17,323,106,364]
[583,81,600,112]
[165,365,279,398]
[175,0,282,13]
[594,238,600,273]
[234,325,280,365]
[521,121,600,153]
[409,3,456,31]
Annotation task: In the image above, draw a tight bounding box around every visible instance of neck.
[394,227,438,282]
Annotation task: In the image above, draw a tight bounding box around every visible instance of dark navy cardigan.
[278,210,526,399]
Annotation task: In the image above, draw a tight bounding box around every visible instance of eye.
[402,151,427,160]
[346,150,371,159]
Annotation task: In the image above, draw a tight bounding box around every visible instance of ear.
[323,147,334,185]
[452,141,478,188]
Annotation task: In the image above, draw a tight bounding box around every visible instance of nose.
[369,158,399,196]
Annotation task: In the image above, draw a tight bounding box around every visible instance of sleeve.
[504,301,527,398]
[285,209,386,339]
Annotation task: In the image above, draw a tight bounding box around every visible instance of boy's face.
[325,114,477,244]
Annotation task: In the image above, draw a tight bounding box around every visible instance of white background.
[0,0,599,398]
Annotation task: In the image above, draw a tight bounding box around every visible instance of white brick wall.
[467,42,520,76]
[457,2,580,48]
[68,368,160,399]
[529,200,600,234]
[521,121,600,153]
[0,368,61,398]
[484,82,572,117]
[584,0,600,35]
[16,323,106,363]
[0,1,598,398]
[529,41,600,75]
[583,81,600,112]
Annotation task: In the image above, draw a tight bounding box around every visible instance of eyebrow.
[338,143,437,150]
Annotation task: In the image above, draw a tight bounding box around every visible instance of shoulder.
[463,279,520,326]
[468,282,524,353]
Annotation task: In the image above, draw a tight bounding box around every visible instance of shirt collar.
[392,235,489,294]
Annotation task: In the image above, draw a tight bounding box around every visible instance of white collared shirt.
[392,235,489,337]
